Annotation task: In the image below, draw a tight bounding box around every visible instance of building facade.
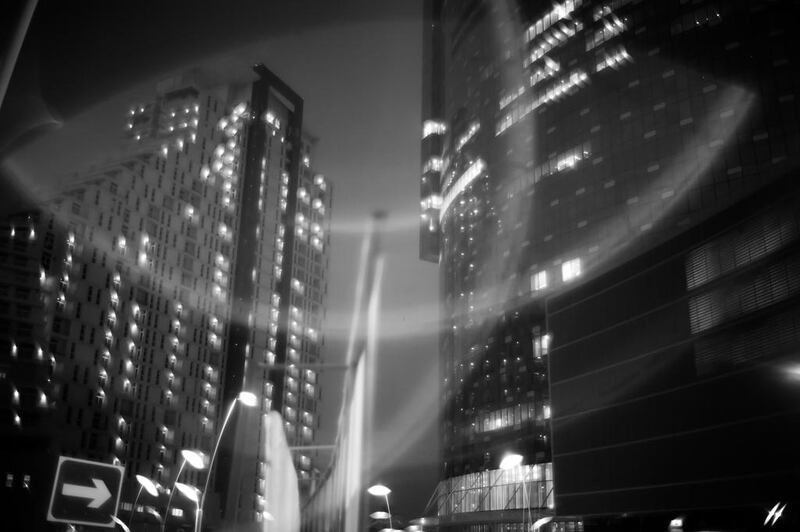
[547,176,800,531]
[0,64,331,530]
[421,0,800,529]
[214,65,331,527]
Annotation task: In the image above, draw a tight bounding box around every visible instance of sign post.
[47,456,125,528]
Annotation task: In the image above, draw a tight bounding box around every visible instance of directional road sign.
[47,456,125,528]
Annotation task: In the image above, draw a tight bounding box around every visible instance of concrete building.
[0,64,331,530]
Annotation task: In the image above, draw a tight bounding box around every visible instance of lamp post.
[499,453,530,528]
[111,515,132,532]
[162,449,206,532]
[197,390,258,532]
[174,482,201,532]
[129,474,159,525]
[367,484,394,530]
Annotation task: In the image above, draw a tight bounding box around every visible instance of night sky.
[1,0,440,521]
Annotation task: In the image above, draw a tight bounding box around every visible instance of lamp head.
[367,484,391,497]
[181,449,207,470]
[135,475,159,497]
[174,482,200,503]
[237,391,258,407]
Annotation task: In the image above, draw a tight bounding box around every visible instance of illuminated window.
[596,45,631,72]
[420,194,443,210]
[529,57,561,88]
[524,21,582,67]
[439,159,486,220]
[291,278,305,295]
[532,270,548,291]
[496,71,589,135]
[586,13,626,51]
[524,0,581,43]
[423,157,443,174]
[562,258,581,282]
[454,121,480,152]
[500,86,526,109]
[94,390,105,408]
[422,119,447,138]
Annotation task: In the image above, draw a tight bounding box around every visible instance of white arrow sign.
[61,478,112,509]
[48,456,125,528]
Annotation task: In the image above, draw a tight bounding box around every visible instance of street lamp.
[129,474,159,524]
[367,484,394,530]
[162,449,206,532]
[181,449,206,469]
[197,391,258,531]
[111,515,131,532]
[175,482,201,532]
[146,507,163,523]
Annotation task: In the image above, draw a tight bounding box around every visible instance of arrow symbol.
[61,478,111,509]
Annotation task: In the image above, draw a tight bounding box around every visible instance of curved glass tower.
[421,0,800,529]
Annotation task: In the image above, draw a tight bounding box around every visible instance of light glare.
[499,453,523,470]
[136,475,159,497]
[367,484,391,497]
[238,391,258,407]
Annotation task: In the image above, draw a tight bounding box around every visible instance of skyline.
[4,1,799,530]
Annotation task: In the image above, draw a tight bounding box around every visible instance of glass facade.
[434,463,554,516]
[548,178,800,528]
[421,0,800,526]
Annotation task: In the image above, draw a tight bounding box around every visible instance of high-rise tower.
[421,0,800,529]
[214,64,331,528]
[0,64,331,530]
